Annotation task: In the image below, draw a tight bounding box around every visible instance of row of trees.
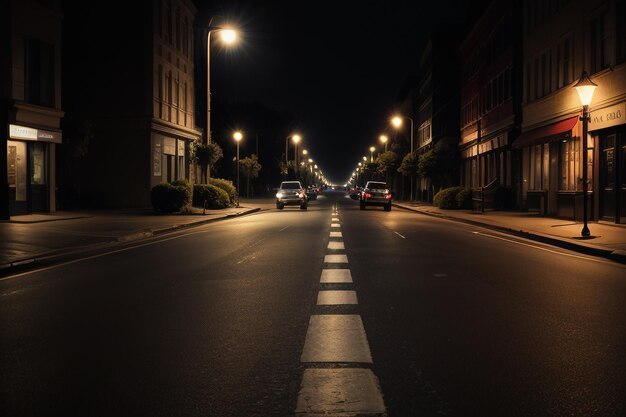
[354,141,459,197]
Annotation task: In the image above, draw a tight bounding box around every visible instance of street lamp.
[574,71,597,238]
[285,133,301,177]
[293,134,302,172]
[379,135,388,152]
[392,114,415,200]
[233,131,243,207]
[206,21,237,144]
[369,146,376,162]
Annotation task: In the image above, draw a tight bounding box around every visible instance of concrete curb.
[0,207,262,277]
[393,203,626,265]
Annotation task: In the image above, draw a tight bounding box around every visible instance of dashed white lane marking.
[394,231,406,239]
[295,368,385,415]
[317,290,358,305]
[330,223,341,228]
[327,241,345,250]
[331,216,339,221]
[301,315,373,363]
[320,269,352,283]
[279,225,290,231]
[329,231,342,238]
[324,254,348,263]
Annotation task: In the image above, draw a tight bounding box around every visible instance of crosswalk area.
[295,206,386,416]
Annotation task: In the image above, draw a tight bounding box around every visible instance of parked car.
[359,181,392,211]
[276,181,308,210]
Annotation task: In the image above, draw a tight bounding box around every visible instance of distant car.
[276,181,308,210]
[359,181,392,211]
[306,186,319,200]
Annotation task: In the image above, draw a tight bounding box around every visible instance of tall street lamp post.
[379,135,388,152]
[369,146,376,162]
[392,115,415,200]
[574,71,597,238]
[206,21,237,144]
[285,134,301,177]
[233,131,243,207]
[293,135,301,170]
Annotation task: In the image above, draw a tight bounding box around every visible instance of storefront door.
[599,132,625,223]
[7,140,28,214]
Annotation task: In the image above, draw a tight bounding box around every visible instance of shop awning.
[512,116,578,149]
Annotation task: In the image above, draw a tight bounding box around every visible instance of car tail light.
[386,193,392,199]
[364,193,372,198]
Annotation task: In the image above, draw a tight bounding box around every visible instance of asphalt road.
[1,190,625,416]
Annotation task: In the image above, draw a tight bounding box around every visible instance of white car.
[276,181,308,210]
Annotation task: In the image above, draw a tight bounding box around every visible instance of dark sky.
[202,0,473,183]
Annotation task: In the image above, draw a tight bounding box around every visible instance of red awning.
[512,116,578,149]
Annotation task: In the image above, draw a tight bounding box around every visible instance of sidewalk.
[0,201,267,272]
[393,201,626,264]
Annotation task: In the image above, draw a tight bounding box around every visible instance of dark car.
[276,181,308,210]
[359,181,392,211]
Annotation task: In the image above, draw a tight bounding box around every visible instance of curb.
[0,207,262,277]
[393,203,626,265]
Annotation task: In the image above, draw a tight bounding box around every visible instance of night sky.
[202,0,473,184]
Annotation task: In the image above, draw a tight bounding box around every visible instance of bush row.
[151,178,233,212]
[433,186,472,210]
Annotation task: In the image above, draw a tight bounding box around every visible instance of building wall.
[1,0,63,217]
[519,0,626,221]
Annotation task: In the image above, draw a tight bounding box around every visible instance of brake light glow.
[386,193,392,199]
[364,193,372,198]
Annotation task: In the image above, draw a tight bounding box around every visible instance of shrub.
[151,182,191,213]
[455,187,473,209]
[433,186,465,209]
[207,178,236,205]
[193,184,230,209]
[170,179,192,206]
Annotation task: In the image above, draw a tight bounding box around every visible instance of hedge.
[455,187,473,209]
[193,184,230,209]
[433,186,465,209]
[207,178,236,205]
[151,182,191,213]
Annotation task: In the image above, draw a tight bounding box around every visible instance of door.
[30,142,48,212]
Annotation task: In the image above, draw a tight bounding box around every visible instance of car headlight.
[276,192,284,198]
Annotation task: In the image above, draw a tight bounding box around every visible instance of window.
[175,7,180,50]
[617,1,626,64]
[182,18,189,56]
[559,136,580,191]
[25,39,55,107]
[556,37,573,88]
[166,1,172,43]
[590,11,611,74]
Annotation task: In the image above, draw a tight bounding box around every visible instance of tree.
[191,141,223,183]
[398,151,419,200]
[375,151,398,184]
[239,154,262,198]
[362,161,381,182]
[417,141,460,192]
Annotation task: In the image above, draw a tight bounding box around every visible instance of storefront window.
[7,141,27,201]
[559,136,580,191]
[31,142,46,185]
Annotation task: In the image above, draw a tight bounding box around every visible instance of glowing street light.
[392,114,415,200]
[574,71,597,238]
[379,135,388,152]
[369,146,376,162]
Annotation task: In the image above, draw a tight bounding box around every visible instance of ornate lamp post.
[573,71,597,237]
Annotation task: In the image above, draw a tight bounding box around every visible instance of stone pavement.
[0,200,271,272]
[393,201,626,264]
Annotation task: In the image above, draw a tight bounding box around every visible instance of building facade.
[515,0,626,222]
[459,0,523,209]
[414,29,461,202]
[1,0,64,219]
[61,0,201,208]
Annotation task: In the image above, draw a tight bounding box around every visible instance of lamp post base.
[581,224,590,237]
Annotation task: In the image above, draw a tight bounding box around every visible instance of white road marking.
[471,231,603,262]
[327,241,345,250]
[317,290,358,305]
[324,254,348,263]
[295,368,385,414]
[330,223,340,228]
[301,315,372,363]
[320,269,352,283]
[329,231,342,238]
[394,231,406,239]
[279,225,290,231]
